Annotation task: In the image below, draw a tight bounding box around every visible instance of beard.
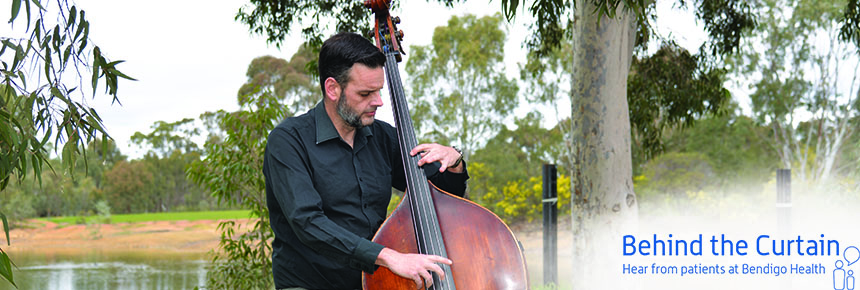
[336,91,369,129]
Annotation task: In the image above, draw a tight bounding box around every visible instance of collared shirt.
[264,101,469,290]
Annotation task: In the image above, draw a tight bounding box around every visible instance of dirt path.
[5,219,256,254]
[6,218,573,284]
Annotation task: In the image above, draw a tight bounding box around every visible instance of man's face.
[336,63,385,129]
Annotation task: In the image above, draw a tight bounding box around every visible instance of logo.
[833,246,859,290]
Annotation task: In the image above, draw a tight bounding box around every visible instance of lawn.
[39,210,255,224]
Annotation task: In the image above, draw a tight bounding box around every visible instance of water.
[0,249,208,290]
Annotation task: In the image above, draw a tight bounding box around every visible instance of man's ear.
[324,77,341,102]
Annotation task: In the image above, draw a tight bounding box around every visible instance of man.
[264,32,469,290]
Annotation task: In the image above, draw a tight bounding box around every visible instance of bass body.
[363,181,529,290]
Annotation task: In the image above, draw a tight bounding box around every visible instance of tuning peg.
[393,16,401,24]
[396,30,404,40]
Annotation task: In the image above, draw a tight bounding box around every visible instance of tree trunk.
[570,1,639,288]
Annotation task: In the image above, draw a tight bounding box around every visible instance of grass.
[38,210,255,225]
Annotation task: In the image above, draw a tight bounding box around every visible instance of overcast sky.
[3,0,707,159]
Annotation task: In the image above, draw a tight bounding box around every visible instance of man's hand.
[375,247,453,289]
[410,143,464,173]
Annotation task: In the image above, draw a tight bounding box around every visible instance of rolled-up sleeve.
[265,128,384,273]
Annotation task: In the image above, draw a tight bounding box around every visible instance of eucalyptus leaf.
[0,249,15,288]
[0,212,9,246]
[9,0,21,24]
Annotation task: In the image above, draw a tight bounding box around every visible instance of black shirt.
[264,101,469,289]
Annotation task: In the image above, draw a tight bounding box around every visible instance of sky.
[2,0,708,159]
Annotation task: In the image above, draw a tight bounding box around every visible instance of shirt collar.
[314,100,373,145]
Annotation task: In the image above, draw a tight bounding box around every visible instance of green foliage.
[628,43,731,159]
[469,112,567,197]
[405,13,518,158]
[0,193,34,225]
[686,0,758,55]
[238,45,318,112]
[207,220,273,290]
[500,0,574,56]
[188,51,317,289]
[126,120,210,214]
[236,0,372,48]
[521,29,733,170]
[93,200,111,224]
[660,106,778,183]
[235,0,463,48]
[500,0,756,57]
[1,1,134,191]
[2,1,133,286]
[387,191,403,215]
[189,92,280,289]
[732,0,860,184]
[521,27,572,108]
[76,139,125,190]
[841,0,860,49]
[103,160,153,213]
[0,139,213,219]
[130,118,201,157]
[469,161,572,224]
[0,245,14,289]
[850,130,860,183]
[520,30,574,170]
[3,158,101,219]
[0,213,8,246]
[635,152,716,198]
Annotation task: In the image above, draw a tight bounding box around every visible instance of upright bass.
[361,1,530,289]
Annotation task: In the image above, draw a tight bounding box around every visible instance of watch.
[449,146,464,168]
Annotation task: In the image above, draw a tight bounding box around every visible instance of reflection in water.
[0,250,208,290]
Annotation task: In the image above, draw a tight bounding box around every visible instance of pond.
[0,249,208,290]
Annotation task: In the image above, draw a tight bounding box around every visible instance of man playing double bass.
[263,32,469,290]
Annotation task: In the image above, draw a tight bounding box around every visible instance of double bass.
[361,1,530,289]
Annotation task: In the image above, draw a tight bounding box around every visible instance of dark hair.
[318,32,386,95]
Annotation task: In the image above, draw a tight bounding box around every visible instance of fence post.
[776,168,792,289]
[542,164,558,287]
[776,169,791,234]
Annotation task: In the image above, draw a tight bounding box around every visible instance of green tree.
[405,13,518,159]
[662,104,778,184]
[628,43,731,160]
[1,159,65,218]
[521,35,732,175]
[1,139,124,220]
[507,0,755,286]
[1,1,132,286]
[76,139,125,190]
[520,32,574,172]
[130,118,209,212]
[469,112,566,207]
[189,96,279,290]
[635,152,716,197]
[188,51,318,289]
[130,118,201,157]
[238,44,318,113]
[103,160,154,213]
[733,0,860,185]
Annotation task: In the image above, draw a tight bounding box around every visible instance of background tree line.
[0,133,225,223]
